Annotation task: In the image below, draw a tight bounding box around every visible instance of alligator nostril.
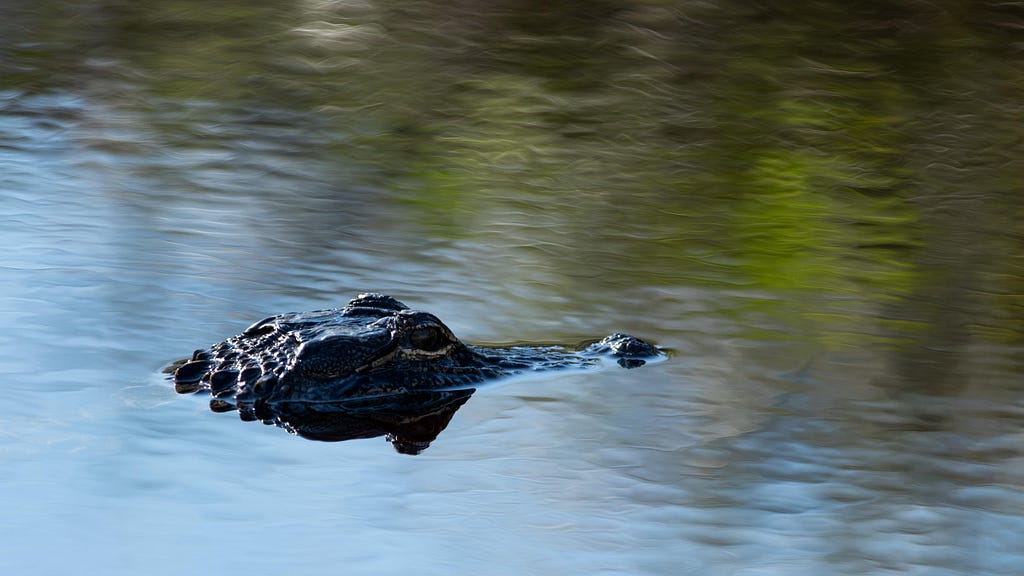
[601,333,659,358]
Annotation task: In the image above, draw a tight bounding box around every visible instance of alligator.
[171,293,662,452]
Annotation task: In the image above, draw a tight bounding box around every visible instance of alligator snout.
[588,332,662,368]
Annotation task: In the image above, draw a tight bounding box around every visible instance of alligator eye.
[409,327,445,352]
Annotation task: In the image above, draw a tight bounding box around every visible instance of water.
[2,1,1023,574]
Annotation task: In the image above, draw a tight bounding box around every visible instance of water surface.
[2,1,1023,574]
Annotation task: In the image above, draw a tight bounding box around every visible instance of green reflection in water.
[2,0,1021,355]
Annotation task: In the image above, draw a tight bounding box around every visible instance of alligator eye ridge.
[409,326,445,352]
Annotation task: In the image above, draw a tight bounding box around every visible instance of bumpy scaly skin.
[173,293,661,414]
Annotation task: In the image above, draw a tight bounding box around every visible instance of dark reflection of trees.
[209,389,475,455]
[486,0,626,89]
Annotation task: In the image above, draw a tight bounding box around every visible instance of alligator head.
[170,293,662,450]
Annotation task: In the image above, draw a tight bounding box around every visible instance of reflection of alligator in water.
[251,390,475,455]
[170,293,662,453]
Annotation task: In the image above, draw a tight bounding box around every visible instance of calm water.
[3,1,1023,574]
